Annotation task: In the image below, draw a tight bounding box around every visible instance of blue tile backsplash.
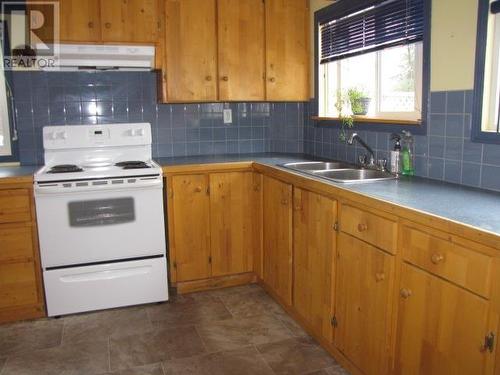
[12,71,304,165]
[303,90,500,193]
[10,70,500,193]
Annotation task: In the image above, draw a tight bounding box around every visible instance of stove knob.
[59,131,67,140]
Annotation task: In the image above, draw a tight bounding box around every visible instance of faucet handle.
[358,154,368,166]
[377,159,388,171]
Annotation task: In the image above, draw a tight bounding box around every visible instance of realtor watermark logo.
[1,1,59,70]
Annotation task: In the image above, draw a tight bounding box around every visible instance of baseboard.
[175,272,258,294]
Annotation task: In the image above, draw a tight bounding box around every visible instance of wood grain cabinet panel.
[402,225,492,298]
[265,0,309,101]
[293,188,337,342]
[395,263,496,375]
[0,189,31,224]
[209,172,254,277]
[217,0,265,101]
[334,233,395,375]
[59,0,101,42]
[0,262,39,309]
[165,0,218,102]
[340,204,397,254]
[169,174,211,282]
[0,225,34,262]
[263,176,293,305]
[100,0,158,43]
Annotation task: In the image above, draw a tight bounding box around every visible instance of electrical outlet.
[223,109,232,124]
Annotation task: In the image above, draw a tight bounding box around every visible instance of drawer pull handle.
[194,186,202,192]
[400,288,412,299]
[269,77,276,82]
[357,223,368,232]
[221,76,229,81]
[88,21,94,28]
[375,272,385,282]
[431,253,444,264]
[205,75,212,81]
[105,22,111,29]
[293,205,301,211]
[281,199,288,205]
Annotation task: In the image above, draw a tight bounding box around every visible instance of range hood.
[38,44,155,71]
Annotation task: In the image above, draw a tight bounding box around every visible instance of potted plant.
[347,88,371,116]
[335,90,354,143]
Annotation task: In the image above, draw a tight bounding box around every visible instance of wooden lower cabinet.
[0,184,45,324]
[169,174,211,282]
[167,171,259,284]
[293,188,337,342]
[395,263,496,375]
[334,233,395,375]
[209,172,255,277]
[262,176,293,305]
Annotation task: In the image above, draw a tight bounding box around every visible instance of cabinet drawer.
[0,189,31,224]
[0,262,39,308]
[340,204,397,253]
[0,225,34,262]
[401,225,492,298]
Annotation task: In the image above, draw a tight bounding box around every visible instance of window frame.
[313,0,431,135]
[472,0,500,144]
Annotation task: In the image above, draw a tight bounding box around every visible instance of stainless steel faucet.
[347,133,376,167]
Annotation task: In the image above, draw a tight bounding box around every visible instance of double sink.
[281,161,397,183]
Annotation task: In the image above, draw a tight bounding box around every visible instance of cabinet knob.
[205,75,212,81]
[281,198,288,205]
[357,223,368,232]
[105,22,111,29]
[375,272,385,282]
[194,186,202,192]
[269,77,276,83]
[88,21,94,29]
[400,288,412,299]
[430,253,444,265]
[221,76,229,81]
[293,204,302,211]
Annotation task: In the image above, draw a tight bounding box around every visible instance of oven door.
[35,179,166,268]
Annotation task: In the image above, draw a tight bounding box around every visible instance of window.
[0,44,11,157]
[473,0,500,142]
[316,0,426,124]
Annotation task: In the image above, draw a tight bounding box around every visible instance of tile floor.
[0,284,350,375]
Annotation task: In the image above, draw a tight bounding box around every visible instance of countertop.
[2,153,500,236]
[159,153,500,237]
[0,165,38,182]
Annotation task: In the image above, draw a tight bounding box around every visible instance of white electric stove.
[34,123,169,317]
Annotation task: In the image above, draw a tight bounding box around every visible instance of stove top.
[115,161,152,169]
[47,164,84,174]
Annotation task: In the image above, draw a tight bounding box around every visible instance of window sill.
[312,116,422,126]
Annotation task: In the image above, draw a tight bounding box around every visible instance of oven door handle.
[59,266,152,283]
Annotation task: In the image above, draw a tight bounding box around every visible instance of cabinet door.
[395,263,495,375]
[100,0,158,43]
[335,233,395,375]
[293,188,337,342]
[59,0,101,42]
[265,0,309,101]
[263,176,292,305]
[217,0,265,101]
[165,0,218,102]
[169,174,211,282]
[209,172,254,277]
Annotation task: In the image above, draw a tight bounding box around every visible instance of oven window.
[68,198,135,227]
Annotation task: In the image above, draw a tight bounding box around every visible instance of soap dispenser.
[390,133,401,174]
[401,130,415,176]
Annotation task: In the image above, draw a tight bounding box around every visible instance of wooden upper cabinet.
[165,0,218,102]
[293,188,337,342]
[100,0,158,43]
[263,176,293,305]
[217,0,265,101]
[395,264,496,375]
[169,174,211,282]
[209,172,254,277]
[265,0,309,101]
[335,233,395,375]
[59,0,101,42]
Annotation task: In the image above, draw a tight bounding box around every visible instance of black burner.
[48,164,84,173]
[115,160,151,169]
